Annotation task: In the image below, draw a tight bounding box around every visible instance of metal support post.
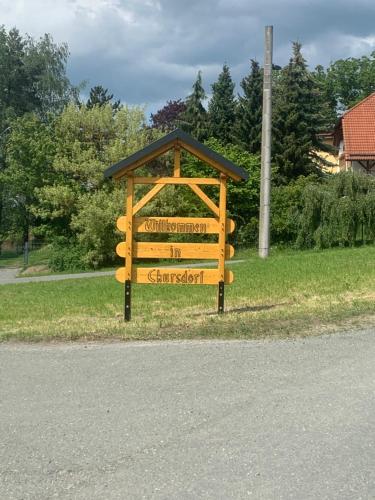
[218,281,225,314]
[124,280,131,321]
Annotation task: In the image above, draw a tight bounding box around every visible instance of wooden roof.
[104,129,248,181]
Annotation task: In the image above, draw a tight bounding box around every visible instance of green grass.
[1,245,375,342]
[0,245,51,269]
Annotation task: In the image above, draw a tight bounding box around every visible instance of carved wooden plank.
[117,216,236,234]
[116,242,235,259]
[116,267,234,285]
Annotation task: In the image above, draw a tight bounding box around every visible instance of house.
[333,92,375,175]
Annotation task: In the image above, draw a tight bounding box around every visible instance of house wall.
[348,161,375,176]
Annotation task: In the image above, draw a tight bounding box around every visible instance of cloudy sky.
[2,0,375,117]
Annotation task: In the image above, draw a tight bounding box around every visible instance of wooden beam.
[178,140,242,182]
[133,177,220,185]
[125,176,133,281]
[132,184,165,216]
[112,141,176,179]
[174,146,181,177]
[188,184,220,217]
[218,174,227,282]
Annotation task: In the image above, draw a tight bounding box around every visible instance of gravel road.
[1,329,375,499]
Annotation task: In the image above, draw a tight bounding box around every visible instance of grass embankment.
[0,246,51,273]
[1,246,375,342]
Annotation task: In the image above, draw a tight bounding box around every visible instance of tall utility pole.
[259,25,273,258]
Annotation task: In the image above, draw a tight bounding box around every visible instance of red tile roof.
[342,92,375,160]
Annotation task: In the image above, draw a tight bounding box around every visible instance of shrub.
[49,238,87,272]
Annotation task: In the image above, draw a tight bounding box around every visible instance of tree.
[235,59,263,153]
[150,99,186,131]
[86,85,120,112]
[208,64,236,144]
[24,33,78,118]
[0,113,56,243]
[31,103,153,267]
[180,71,208,141]
[272,42,324,182]
[325,52,375,111]
[312,65,338,130]
[0,27,76,126]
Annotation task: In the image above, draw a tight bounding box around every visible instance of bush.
[296,172,375,248]
[49,238,87,272]
[70,187,124,269]
[271,175,320,246]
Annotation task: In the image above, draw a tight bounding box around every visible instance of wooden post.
[125,175,133,321]
[218,174,227,313]
[174,146,181,177]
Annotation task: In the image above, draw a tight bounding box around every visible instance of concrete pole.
[259,25,273,258]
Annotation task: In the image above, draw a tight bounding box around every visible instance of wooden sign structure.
[104,129,248,321]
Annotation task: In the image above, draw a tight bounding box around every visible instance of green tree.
[272,42,324,182]
[180,71,208,141]
[0,27,76,126]
[182,138,261,244]
[0,113,56,243]
[312,64,338,130]
[208,64,236,144]
[325,52,375,111]
[32,103,153,267]
[296,172,375,249]
[86,85,120,112]
[235,60,263,153]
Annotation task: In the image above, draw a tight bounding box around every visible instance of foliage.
[208,64,236,144]
[31,103,151,268]
[296,172,375,249]
[180,71,208,142]
[150,99,186,131]
[182,138,261,244]
[71,187,124,268]
[1,113,55,242]
[271,175,320,245]
[312,65,339,130]
[235,60,263,153]
[325,52,375,111]
[0,27,76,126]
[86,85,120,112]
[48,238,87,272]
[0,26,76,247]
[272,42,325,182]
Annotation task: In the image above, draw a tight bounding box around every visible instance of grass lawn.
[1,245,375,342]
[0,245,51,270]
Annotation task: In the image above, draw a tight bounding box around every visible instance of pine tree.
[208,64,236,143]
[86,85,120,112]
[180,71,208,142]
[272,42,324,182]
[236,59,263,153]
